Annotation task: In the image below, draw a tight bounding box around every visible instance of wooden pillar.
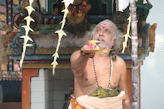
[127,68,141,109]
[139,67,141,109]
[127,68,132,102]
[22,69,39,109]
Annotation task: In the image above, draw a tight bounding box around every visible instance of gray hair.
[91,19,124,61]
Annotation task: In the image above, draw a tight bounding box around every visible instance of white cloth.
[118,0,130,12]
[68,91,125,109]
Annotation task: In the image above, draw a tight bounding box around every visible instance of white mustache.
[96,36,105,42]
[97,39,105,42]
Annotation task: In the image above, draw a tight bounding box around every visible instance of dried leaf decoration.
[52,0,74,74]
[122,16,132,53]
[19,0,35,68]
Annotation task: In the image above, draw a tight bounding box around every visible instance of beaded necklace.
[92,56,113,89]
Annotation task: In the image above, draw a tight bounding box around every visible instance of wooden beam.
[22,69,38,109]
[22,63,70,69]
[22,62,132,69]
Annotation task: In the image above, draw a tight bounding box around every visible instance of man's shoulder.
[70,50,80,61]
[71,50,80,56]
[114,55,126,67]
[114,55,127,76]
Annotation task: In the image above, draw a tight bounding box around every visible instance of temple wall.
[31,69,74,109]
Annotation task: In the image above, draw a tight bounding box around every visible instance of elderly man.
[70,19,131,109]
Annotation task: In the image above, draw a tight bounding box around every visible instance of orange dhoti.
[70,97,86,109]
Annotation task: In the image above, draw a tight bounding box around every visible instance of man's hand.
[80,45,95,58]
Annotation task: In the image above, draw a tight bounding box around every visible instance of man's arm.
[118,57,131,109]
[70,45,95,76]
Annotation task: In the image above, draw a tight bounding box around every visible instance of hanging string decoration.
[121,16,132,53]
[51,0,74,74]
[19,0,35,68]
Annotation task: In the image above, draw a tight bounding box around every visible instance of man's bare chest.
[79,65,120,89]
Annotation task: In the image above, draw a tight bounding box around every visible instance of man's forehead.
[97,21,113,29]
